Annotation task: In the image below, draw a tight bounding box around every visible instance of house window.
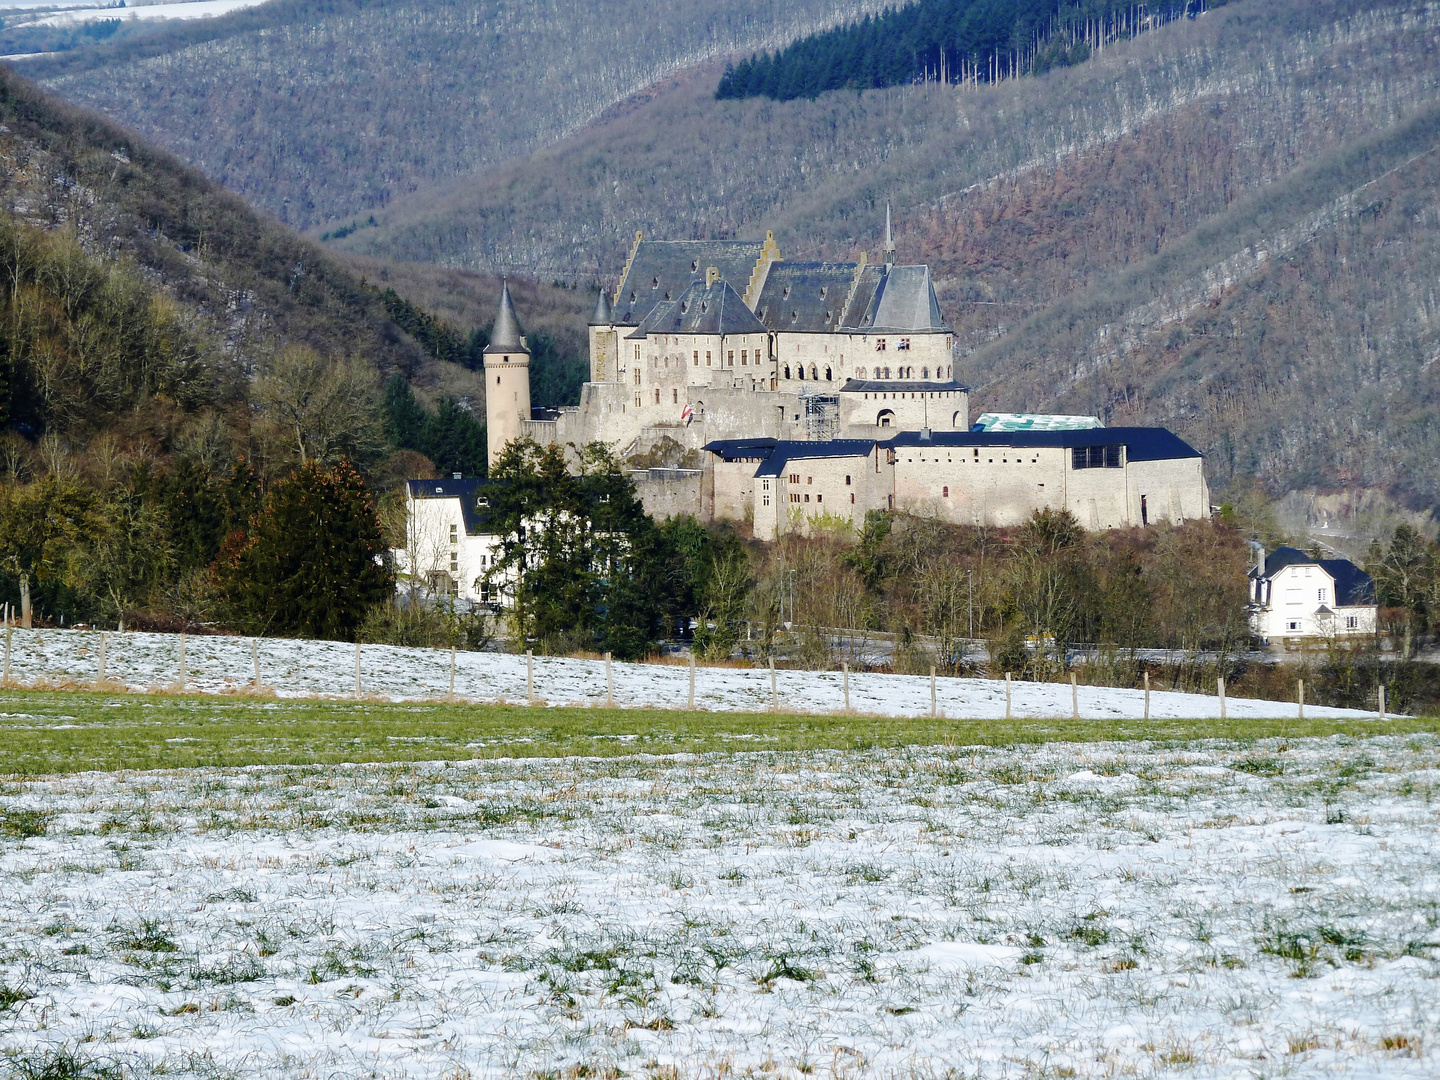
[1318,589,1327,602]
[876,339,887,351]
[449,553,459,572]
[449,524,458,543]
[1286,620,1302,631]
[1346,616,1359,629]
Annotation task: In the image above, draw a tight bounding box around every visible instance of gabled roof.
[405,477,496,536]
[754,261,859,333]
[613,240,767,326]
[703,438,877,476]
[633,278,767,337]
[883,427,1202,461]
[704,437,779,461]
[483,282,527,354]
[1254,546,1375,606]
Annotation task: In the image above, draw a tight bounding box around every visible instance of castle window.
[1071,445,1124,469]
[899,338,911,350]
[634,369,641,385]
[810,365,818,380]
[876,338,887,351]
[922,367,929,378]
[858,367,867,379]
[693,351,699,366]
[496,376,500,385]
[784,365,791,379]
[634,394,641,408]
[706,351,712,366]
[850,493,855,504]
[672,389,678,404]
[845,475,851,485]
[789,473,800,483]
[825,366,832,380]
[741,350,747,365]
[634,345,641,360]
[816,494,822,503]
[806,476,812,485]
[654,388,661,404]
[728,351,734,365]
[762,479,769,490]
[804,494,810,502]
[943,486,949,498]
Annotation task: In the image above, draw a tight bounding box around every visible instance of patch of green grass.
[0,689,1432,777]
[0,809,49,838]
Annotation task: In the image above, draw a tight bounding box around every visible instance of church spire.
[883,202,896,265]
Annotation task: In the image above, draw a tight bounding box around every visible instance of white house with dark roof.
[1248,547,1377,643]
[393,477,505,606]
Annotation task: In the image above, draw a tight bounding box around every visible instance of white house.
[392,476,505,606]
[1248,546,1377,643]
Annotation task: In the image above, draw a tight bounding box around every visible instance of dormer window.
[701,300,708,312]
[652,277,659,289]
[663,290,671,300]
[791,310,798,322]
[630,291,636,302]
[691,259,698,272]
[819,286,827,298]
[782,286,790,299]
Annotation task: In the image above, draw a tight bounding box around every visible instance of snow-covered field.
[0,627,1379,719]
[2,736,1437,1077]
[17,0,270,27]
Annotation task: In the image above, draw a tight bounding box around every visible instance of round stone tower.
[483,281,531,472]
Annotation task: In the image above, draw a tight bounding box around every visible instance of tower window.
[672,388,678,403]
[634,345,641,360]
[706,351,712,366]
[845,475,851,485]
[654,388,661,404]
[693,351,699,366]
[943,486,949,498]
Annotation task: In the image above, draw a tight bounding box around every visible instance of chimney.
[706,266,719,287]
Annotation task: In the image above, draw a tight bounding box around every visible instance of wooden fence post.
[930,665,937,718]
[688,652,695,710]
[1218,676,1226,720]
[179,632,186,692]
[605,651,614,708]
[1379,683,1386,720]
[1298,678,1304,720]
[770,656,777,711]
[1004,672,1012,720]
[354,641,362,695]
[843,662,850,712]
[449,646,456,700]
[4,626,11,684]
[252,639,261,689]
[97,632,106,687]
[527,650,534,704]
[1071,671,1078,719]
[1143,669,1150,721]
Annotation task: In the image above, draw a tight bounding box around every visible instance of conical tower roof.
[588,287,613,326]
[484,281,528,353]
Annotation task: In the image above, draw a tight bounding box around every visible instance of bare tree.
[254,346,385,467]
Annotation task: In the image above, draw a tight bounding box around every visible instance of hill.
[20,0,884,233]
[333,0,1440,516]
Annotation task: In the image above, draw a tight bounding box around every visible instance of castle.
[485,213,969,464]
[401,221,1211,602]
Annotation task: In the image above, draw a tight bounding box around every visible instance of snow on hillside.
[1,737,1436,1077]
[0,627,1380,719]
[20,0,270,26]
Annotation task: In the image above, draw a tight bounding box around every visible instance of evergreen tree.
[216,459,392,640]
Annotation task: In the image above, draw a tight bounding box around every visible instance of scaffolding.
[801,388,840,441]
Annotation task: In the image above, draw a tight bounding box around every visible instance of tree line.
[716,0,1218,102]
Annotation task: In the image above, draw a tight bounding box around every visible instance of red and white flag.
[681,403,693,424]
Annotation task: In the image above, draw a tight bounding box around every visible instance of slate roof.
[1253,546,1376,607]
[483,282,527,354]
[627,278,767,338]
[859,265,948,333]
[405,477,496,536]
[840,380,969,394]
[754,261,860,333]
[589,287,613,326]
[884,427,1203,462]
[613,240,766,325]
[704,438,876,477]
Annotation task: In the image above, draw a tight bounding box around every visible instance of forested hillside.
[716,0,1207,101]
[339,0,1440,515]
[21,0,884,232]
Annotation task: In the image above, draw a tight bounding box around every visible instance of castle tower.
[588,287,616,382]
[483,281,531,472]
